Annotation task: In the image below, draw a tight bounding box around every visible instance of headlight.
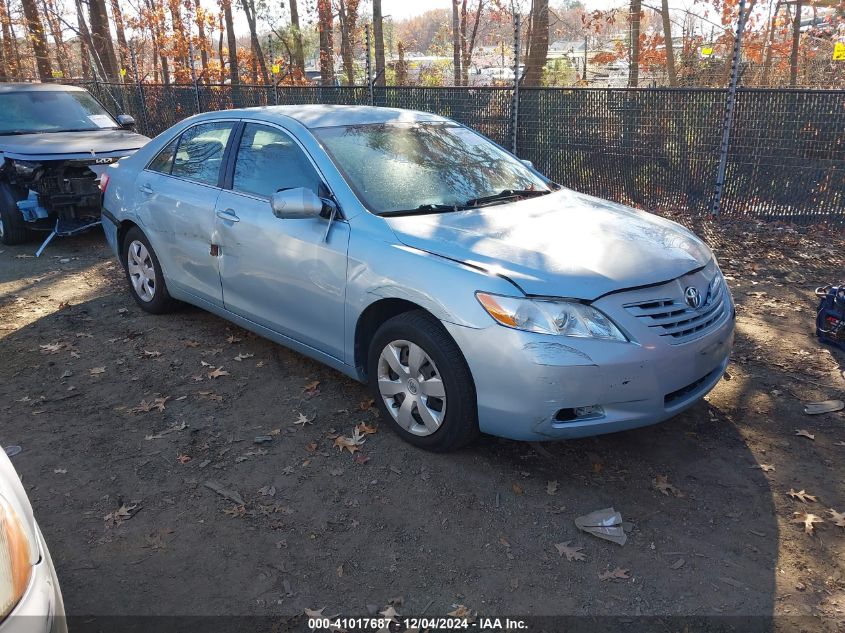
[0,495,33,617]
[12,160,39,179]
[476,292,628,342]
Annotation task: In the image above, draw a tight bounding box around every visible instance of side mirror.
[117,114,136,130]
[520,158,534,170]
[270,187,324,219]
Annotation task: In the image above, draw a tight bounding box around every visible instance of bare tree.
[789,0,802,86]
[451,0,461,84]
[0,0,20,77]
[317,0,334,85]
[628,0,641,86]
[109,0,129,74]
[222,0,238,83]
[660,0,676,85]
[239,0,269,84]
[20,0,53,79]
[522,0,549,86]
[337,0,360,85]
[460,0,484,86]
[289,0,304,76]
[194,0,209,76]
[89,0,119,79]
[373,0,385,86]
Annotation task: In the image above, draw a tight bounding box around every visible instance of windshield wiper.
[464,188,551,208]
[379,203,468,217]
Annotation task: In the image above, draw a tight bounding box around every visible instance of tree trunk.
[337,0,359,86]
[218,13,225,83]
[222,0,238,84]
[660,0,676,86]
[76,2,91,79]
[195,0,208,77]
[789,0,802,87]
[108,0,129,75]
[317,0,334,85]
[240,0,269,84]
[396,40,406,85]
[0,0,20,77]
[761,1,780,86]
[628,0,640,87]
[460,0,484,87]
[0,32,7,81]
[451,0,461,85]
[41,0,68,78]
[20,0,53,80]
[373,0,385,86]
[89,0,119,80]
[289,0,304,76]
[521,0,548,86]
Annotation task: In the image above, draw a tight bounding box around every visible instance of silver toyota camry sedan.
[101,105,734,451]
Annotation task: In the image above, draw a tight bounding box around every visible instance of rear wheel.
[368,310,478,452]
[0,182,31,245]
[122,226,177,314]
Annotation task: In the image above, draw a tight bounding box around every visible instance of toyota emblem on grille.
[684,286,702,309]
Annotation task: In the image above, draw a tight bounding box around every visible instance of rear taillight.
[99,173,110,193]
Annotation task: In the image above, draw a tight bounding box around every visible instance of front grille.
[664,366,722,406]
[624,276,728,344]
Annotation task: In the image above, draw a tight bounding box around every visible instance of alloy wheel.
[127,240,156,302]
[377,339,447,436]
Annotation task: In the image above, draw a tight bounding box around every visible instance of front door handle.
[216,209,240,223]
[138,182,154,195]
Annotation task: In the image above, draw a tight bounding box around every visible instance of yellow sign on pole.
[272,63,280,74]
[834,42,845,61]
[701,47,714,57]
[120,68,127,77]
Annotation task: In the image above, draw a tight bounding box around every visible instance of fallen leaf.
[143,350,161,358]
[554,541,586,561]
[355,422,377,435]
[233,353,254,362]
[653,475,685,498]
[792,512,823,535]
[354,453,370,465]
[305,441,318,454]
[176,454,191,464]
[293,412,313,426]
[184,340,200,348]
[358,398,375,410]
[89,366,106,375]
[39,342,66,354]
[132,396,170,413]
[511,483,524,495]
[795,429,815,440]
[53,468,67,474]
[258,485,276,497]
[787,489,817,503]
[750,463,775,472]
[303,380,321,398]
[598,567,630,581]
[207,367,229,379]
[380,606,400,621]
[447,605,471,618]
[104,503,139,526]
[334,428,366,454]
[546,480,559,495]
[226,335,242,344]
[303,608,325,618]
[828,509,845,528]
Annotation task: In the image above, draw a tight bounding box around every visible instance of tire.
[122,226,178,314]
[368,310,479,452]
[0,182,31,245]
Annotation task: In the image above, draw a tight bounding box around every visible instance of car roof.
[201,104,451,129]
[0,83,86,93]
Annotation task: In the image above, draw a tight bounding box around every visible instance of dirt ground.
[0,220,844,630]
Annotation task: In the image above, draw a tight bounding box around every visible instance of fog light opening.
[554,405,605,424]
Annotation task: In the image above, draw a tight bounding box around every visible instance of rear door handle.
[216,209,240,223]
[138,183,154,195]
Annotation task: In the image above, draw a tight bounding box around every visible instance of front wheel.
[122,226,177,314]
[368,310,478,452]
[0,182,31,245]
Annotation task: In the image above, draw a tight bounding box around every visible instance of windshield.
[0,90,118,135]
[313,122,554,215]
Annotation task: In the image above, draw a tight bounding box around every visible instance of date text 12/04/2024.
[308,617,528,630]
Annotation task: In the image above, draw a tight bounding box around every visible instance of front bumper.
[0,522,66,633]
[444,306,734,441]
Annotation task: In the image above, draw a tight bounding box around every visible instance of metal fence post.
[511,12,521,155]
[711,0,749,216]
[130,48,149,136]
[365,25,374,106]
[188,38,201,113]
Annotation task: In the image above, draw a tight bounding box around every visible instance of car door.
[134,120,237,307]
[213,122,350,360]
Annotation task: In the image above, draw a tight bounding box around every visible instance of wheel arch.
[354,298,440,379]
[117,219,141,265]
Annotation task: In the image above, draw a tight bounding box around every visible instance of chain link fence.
[85,80,845,227]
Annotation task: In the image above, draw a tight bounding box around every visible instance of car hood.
[385,189,712,300]
[0,129,149,160]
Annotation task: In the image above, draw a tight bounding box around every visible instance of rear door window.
[170,122,235,186]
